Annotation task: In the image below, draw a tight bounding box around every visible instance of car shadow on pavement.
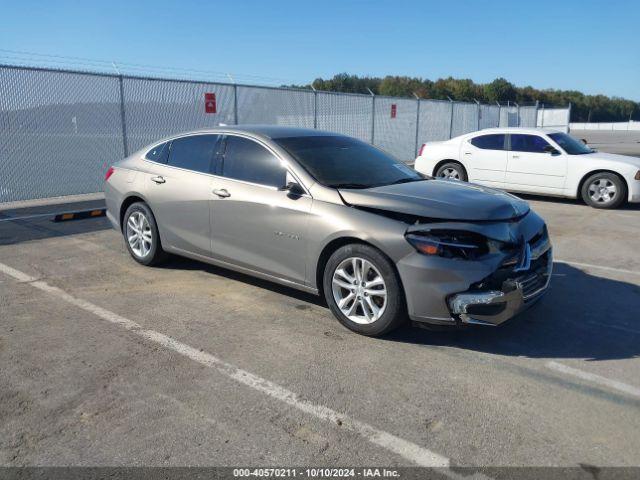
[161,256,640,362]
[0,216,112,246]
[386,262,640,361]
[158,255,326,307]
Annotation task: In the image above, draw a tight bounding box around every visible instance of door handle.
[212,188,230,198]
[512,155,520,159]
[463,152,472,155]
[151,176,166,184]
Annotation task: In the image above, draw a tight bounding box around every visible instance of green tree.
[287,73,639,121]
[483,78,517,103]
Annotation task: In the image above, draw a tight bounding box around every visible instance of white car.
[414,128,640,209]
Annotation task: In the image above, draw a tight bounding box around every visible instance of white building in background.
[570,121,640,131]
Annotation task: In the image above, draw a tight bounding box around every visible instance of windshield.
[274,135,425,188]
[548,132,594,155]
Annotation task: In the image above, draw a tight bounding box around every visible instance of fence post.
[312,86,318,129]
[117,75,129,157]
[233,84,239,125]
[367,88,376,144]
[535,100,539,128]
[566,102,572,132]
[474,99,480,131]
[448,97,454,139]
[515,102,520,127]
[413,93,421,157]
[540,103,545,128]
[496,101,501,128]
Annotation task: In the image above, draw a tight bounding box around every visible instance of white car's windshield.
[549,133,594,155]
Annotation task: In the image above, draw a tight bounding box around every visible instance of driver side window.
[222,136,286,188]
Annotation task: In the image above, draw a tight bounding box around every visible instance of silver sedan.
[104,126,552,336]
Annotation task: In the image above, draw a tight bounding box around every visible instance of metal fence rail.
[0,64,563,204]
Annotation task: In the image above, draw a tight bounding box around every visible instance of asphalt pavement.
[0,196,639,470]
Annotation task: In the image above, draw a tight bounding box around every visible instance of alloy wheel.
[126,211,152,258]
[331,257,387,324]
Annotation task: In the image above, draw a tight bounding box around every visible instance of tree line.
[285,74,638,122]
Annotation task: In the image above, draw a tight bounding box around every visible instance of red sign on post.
[390,104,397,119]
[205,93,217,114]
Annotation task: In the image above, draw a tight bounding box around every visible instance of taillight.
[105,167,115,182]
[418,143,426,156]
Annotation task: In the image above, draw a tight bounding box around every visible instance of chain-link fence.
[0,64,566,204]
[0,67,124,202]
[237,85,315,129]
[123,77,237,153]
[537,106,571,132]
[373,96,418,161]
[479,104,500,130]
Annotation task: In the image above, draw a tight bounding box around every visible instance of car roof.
[190,124,337,139]
[467,127,563,136]
[139,125,344,154]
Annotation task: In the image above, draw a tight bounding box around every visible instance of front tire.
[435,162,468,181]
[323,244,406,336]
[123,202,167,266]
[581,172,626,209]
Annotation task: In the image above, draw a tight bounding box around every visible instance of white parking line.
[556,259,640,277]
[0,261,449,468]
[0,262,38,283]
[546,361,640,399]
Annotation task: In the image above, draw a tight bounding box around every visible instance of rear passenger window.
[167,135,220,173]
[145,142,169,164]
[510,134,551,153]
[470,134,506,150]
[222,136,286,188]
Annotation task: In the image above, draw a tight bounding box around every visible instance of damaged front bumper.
[398,210,553,328]
[448,249,552,326]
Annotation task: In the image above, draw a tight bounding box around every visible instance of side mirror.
[543,145,560,155]
[279,181,305,196]
[581,139,588,145]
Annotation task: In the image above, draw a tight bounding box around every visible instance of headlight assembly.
[405,230,490,260]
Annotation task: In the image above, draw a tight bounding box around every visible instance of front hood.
[587,151,640,168]
[339,179,530,221]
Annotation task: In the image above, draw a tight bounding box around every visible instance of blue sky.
[1,0,638,100]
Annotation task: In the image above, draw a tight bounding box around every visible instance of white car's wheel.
[435,162,468,182]
[581,172,626,209]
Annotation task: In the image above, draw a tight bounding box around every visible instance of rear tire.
[435,162,468,181]
[123,202,167,266]
[580,172,626,209]
[323,244,406,336]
